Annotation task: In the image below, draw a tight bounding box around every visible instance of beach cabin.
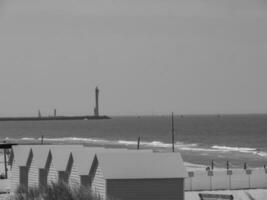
[28,146,53,189]
[69,148,104,188]
[47,145,83,185]
[89,152,187,200]
[69,148,152,188]
[10,146,32,193]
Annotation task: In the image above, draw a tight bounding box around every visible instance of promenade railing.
[184,168,267,191]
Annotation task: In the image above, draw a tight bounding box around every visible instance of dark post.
[226,160,229,170]
[171,112,175,152]
[211,160,214,170]
[264,164,266,169]
[94,87,99,116]
[244,162,247,170]
[137,136,140,150]
[4,148,7,179]
[41,135,44,144]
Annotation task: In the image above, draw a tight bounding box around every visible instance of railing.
[184,168,267,191]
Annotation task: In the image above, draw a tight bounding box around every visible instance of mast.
[172,112,175,152]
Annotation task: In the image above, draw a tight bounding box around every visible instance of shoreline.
[1,139,267,169]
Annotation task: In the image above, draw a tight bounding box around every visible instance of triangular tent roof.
[30,145,56,168]
[12,145,32,166]
[71,148,104,176]
[50,145,83,171]
[72,148,151,176]
[94,152,187,179]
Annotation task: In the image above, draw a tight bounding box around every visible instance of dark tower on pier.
[94,87,99,116]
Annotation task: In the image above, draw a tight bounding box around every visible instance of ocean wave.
[254,151,267,157]
[179,147,222,152]
[212,145,256,153]
[39,137,113,144]
[211,145,267,158]
[4,136,267,158]
[21,137,36,140]
[4,136,199,149]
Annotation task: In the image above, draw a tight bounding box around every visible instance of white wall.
[185,169,267,191]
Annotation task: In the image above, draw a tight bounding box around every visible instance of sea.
[1,114,267,169]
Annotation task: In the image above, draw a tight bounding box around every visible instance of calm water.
[1,115,267,168]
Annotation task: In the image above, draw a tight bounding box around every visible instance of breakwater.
[0,115,110,121]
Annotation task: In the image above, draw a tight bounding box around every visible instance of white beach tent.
[10,145,33,193]
[89,152,187,200]
[69,147,105,188]
[47,145,83,185]
[28,145,55,189]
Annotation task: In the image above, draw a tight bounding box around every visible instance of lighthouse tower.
[94,87,99,116]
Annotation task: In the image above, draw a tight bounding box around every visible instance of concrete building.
[89,152,187,200]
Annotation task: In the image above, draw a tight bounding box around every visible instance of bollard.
[246,169,252,189]
[208,170,213,190]
[227,170,232,190]
[188,172,194,191]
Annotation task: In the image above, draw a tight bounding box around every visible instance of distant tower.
[54,109,57,117]
[38,110,41,118]
[94,87,99,116]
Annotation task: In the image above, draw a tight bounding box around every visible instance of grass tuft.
[12,183,107,200]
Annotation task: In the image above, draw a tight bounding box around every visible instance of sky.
[0,0,267,116]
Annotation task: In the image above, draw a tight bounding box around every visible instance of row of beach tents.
[9,145,187,200]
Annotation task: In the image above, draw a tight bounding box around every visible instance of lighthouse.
[94,87,99,116]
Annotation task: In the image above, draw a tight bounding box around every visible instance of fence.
[184,168,267,191]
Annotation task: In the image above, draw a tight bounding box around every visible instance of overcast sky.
[0,0,267,116]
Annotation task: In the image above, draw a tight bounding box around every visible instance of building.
[89,152,187,200]
[68,148,152,188]
[10,145,32,193]
[68,148,104,188]
[47,145,83,185]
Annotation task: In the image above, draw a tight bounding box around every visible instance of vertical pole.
[190,177,192,191]
[248,174,251,189]
[41,135,44,144]
[4,149,7,179]
[172,112,175,152]
[137,136,140,150]
[229,174,231,190]
[95,87,99,116]
[210,175,212,191]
